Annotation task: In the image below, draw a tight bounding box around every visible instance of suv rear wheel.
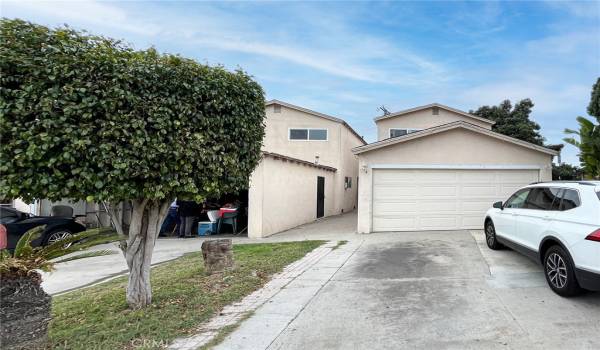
[543,245,583,297]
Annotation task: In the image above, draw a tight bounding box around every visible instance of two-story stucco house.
[247,100,366,238]
[352,103,558,233]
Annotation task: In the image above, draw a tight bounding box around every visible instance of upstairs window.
[289,128,328,141]
[390,128,422,138]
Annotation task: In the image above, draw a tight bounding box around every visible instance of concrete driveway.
[217,229,600,350]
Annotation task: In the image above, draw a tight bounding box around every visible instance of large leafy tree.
[563,79,600,179]
[0,19,266,308]
[552,163,583,180]
[470,99,545,146]
[588,77,600,122]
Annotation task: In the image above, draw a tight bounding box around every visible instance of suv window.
[560,189,581,211]
[525,187,562,210]
[505,189,530,209]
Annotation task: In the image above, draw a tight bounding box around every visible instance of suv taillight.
[0,224,6,250]
[585,229,600,242]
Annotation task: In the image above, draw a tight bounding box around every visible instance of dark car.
[0,207,86,250]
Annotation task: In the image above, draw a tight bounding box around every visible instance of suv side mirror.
[493,201,503,210]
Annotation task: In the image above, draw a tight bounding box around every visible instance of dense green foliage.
[0,19,265,204]
[588,77,600,122]
[563,78,600,179]
[552,163,583,181]
[0,226,119,278]
[49,241,324,349]
[564,116,600,179]
[470,99,545,146]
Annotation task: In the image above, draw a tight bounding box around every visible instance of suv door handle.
[542,216,552,221]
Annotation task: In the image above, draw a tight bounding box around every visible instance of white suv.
[484,181,600,296]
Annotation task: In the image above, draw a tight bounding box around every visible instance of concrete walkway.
[211,230,600,350]
[42,212,359,295]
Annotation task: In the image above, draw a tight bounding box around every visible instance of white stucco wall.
[356,127,554,233]
[375,107,493,141]
[248,156,336,238]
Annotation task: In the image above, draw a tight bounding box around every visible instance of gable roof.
[266,99,367,145]
[352,120,558,156]
[373,102,495,126]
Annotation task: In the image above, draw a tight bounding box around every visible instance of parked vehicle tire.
[543,245,583,297]
[43,229,73,247]
[484,220,502,250]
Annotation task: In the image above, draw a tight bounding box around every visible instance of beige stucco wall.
[337,125,364,213]
[356,128,554,233]
[375,107,492,141]
[248,156,335,238]
[260,104,364,220]
[263,105,342,168]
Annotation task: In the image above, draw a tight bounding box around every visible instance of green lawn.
[49,240,324,349]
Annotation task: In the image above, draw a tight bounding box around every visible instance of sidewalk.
[168,238,363,350]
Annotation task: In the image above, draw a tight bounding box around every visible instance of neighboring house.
[352,103,558,233]
[9,100,364,238]
[248,100,366,238]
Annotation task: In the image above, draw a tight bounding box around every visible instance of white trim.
[288,128,329,141]
[369,164,543,170]
[388,127,423,138]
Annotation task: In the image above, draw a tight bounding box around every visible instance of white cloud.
[1,0,447,86]
[544,0,600,19]
[2,0,161,35]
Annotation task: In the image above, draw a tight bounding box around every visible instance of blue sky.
[2,1,599,165]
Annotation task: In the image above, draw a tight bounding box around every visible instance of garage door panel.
[373,201,416,214]
[374,186,418,199]
[419,216,459,230]
[372,168,539,232]
[500,184,525,197]
[461,215,486,229]
[461,200,495,212]
[418,172,458,182]
[461,185,496,196]
[421,185,457,196]
[374,171,414,183]
[417,200,458,213]
[461,172,496,182]
[499,171,538,182]
[373,216,417,231]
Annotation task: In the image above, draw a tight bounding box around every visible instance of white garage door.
[372,168,539,232]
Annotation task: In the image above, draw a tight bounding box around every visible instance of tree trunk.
[121,199,170,309]
[0,273,51,349]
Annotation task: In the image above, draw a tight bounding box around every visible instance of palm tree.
[0,226,120,349]
[564,116,600,179]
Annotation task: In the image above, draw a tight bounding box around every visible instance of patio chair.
[217,211,238,234]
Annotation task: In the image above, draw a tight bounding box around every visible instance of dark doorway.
[317,176,325,218]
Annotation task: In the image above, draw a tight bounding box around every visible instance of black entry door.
[316,176,325,218]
